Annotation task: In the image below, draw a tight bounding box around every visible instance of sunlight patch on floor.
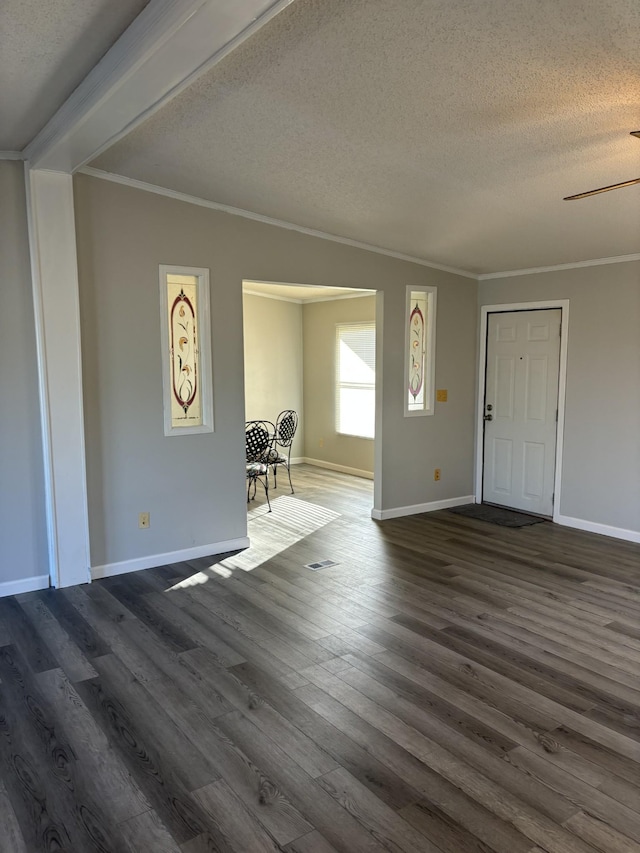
[227,495,341,571]
[167,564,232,590]
[168,495,340,590]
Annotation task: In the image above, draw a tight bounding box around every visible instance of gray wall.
[382,274,479,509]
[74,173,478,569]
[242,291,304,459]
[8,165,636,583]
[303,295,376,474]
[479,260,640,534]
[0,162,48,585]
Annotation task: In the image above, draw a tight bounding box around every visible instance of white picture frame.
[404,285,437,417]
[159,265,214,436]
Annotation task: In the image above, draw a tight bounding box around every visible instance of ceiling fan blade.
[563,177,640,201]
[564,131,640,199]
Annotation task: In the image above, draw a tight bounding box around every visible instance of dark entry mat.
[446,503,545,527]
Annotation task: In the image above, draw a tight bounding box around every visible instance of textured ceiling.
[0,0,149,150]
[89,0,640,274]
[6,0,639,273]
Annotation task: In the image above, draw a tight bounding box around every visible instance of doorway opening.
[242,280,378,521]
[475,301,569,521]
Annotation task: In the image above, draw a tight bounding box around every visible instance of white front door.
[482,309,561,516]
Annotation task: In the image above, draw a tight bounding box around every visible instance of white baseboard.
[301,457,374,480]
[91,537,251,580]
[0,574,50,598]
[371,495,475,521]
[555,514,640,544]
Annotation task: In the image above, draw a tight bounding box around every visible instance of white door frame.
[475,300,570,523]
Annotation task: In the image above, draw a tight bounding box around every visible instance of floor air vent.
[304,559,338,571]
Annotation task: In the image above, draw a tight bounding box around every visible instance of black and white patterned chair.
[245,420,275,511]
[268,410,298,494]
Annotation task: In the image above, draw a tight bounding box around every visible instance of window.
[404,285,437,416]
[336,322,376,438]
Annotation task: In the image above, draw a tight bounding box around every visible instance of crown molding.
[479,253,640,280]
[73,169,640,282]
[0,151,24,160]
[79,167,477,279]
[243,286,374,304]
[24,0,295,172]
[245,279,376,300]
[305,290,375,304]
[243,288,302,304]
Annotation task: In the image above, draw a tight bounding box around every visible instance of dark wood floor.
[2,465,640,852]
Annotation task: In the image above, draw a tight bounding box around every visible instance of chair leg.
[285,450,294,493]
[247,477,258,502]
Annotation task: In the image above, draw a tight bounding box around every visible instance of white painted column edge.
[24,164,59,588]
[24,166,91,587]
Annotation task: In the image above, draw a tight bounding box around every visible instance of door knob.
[484,413,493,421]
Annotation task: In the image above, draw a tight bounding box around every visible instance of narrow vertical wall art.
[159,265,214,435]
[404,285,437,417]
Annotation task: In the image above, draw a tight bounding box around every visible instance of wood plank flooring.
[2,464,640,852]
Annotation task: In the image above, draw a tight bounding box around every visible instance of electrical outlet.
[138,512,150,529]
[434,468,441,481]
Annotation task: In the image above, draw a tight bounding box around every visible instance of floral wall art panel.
[404,285,437,417]
[159,266,214,436]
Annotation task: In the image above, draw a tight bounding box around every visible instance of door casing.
[475,300,569,522]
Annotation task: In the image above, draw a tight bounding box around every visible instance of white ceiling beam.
[24,0,295,172]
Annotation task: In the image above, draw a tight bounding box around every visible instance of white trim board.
[475,300,569,525]
[556,515,640,545]
[478,253,640,280]
[91,537,250,580]
[371,495,475,521]
[0,575,50,598]
[0,151,24,160]
[302,457,374,480]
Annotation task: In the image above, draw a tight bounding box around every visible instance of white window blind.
[336,322,376,438]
